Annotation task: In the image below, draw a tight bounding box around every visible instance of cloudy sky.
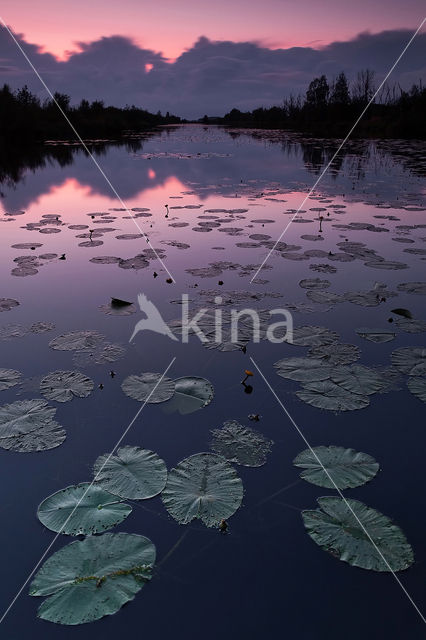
[0,1,425,118]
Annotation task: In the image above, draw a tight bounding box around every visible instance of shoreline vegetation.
[220,70,426,139]
[0,69,425,143]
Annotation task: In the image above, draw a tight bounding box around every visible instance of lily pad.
[308,343,360,365]
[299,278,331,290]
[293,446,379,489]
[37,483,132,535]
[391,347,426,376]
[407,377,426,403]
[122,372,175,403]
[40,371,94,403]
[162,453,243,527]
[72,342,126,366]
[274,357,333,382]
[29,532,155,625]
[163,376,214,415]
[296,380,369,411]
[0,420,66,452]
[0,399,56,439]
[330,365,386,395]
[302,497,413,572]
[397,282,426,295]
[49,330,104,352]
[0,298,19,312]
[290,326,339,347]
[356,327,396,343]
[0,368,22,391]
[210,420,273,467]
[94,446,167,499]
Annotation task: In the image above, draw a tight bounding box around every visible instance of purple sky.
[0,2,424,117]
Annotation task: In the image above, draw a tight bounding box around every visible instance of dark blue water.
[0,125,425,639]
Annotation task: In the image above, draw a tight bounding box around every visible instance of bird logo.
[129,293,178,342]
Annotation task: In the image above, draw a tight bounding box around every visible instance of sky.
[0,1,425,117]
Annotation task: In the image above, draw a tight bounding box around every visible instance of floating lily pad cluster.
[122,373,214,415]
[49,330,126,366]
[294,446,413,571]
[273,322,426,409]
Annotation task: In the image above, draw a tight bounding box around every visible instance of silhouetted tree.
[330,72,350,105]
[305,75,329,109]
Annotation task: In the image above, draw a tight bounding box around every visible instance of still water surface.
[0,125,425,639]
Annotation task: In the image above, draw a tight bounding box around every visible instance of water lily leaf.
[49,330,104,352]
[0,368,22,391]
[72,342,125,366]
[290,325,339,347]
[391,347,426,376]
[29,532,155,625]
[94,446,167,499]
[37,483,132,535]
[122,372,175,403]
[395,318,426,334]
[331,365,386,395]
[0,399,56,438]
[299,278,331,290]
[274,357,333,382]
[163,376,214,415]
[308,343,360,365]
[40,371,94,403]
[294,446,379,489]
[296,380,369,411]
[356,327,396,343]
[0,298,20,312]
[162,453,243,527]
[397,282,426,295]
[407,377,426,403]
[210,420,273,467]
[302,497,413,571]
[0,420,66,452]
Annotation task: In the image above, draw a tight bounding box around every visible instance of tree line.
[222,70,426,138]
[0,84,182,142]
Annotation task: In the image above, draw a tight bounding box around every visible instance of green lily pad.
[210,420,273,467]
[391,347,426,376]
[163,376,214,415]
[121,372,175,403]
[94,446,167,499]
[302,497,413,571]
[0,368,22,391]
[162,453,243,527]
[407,377,426,403]
[37,483,132,535]
[29,532,155,625]
[296,380,369,411]
[0,399,56,439]
[294,446,379,489]
[40,371,94,403]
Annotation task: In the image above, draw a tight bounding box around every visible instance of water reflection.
[1,126,424,214]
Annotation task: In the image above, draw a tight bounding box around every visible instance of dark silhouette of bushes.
[0,84,182,142]
[223,70,426,138]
